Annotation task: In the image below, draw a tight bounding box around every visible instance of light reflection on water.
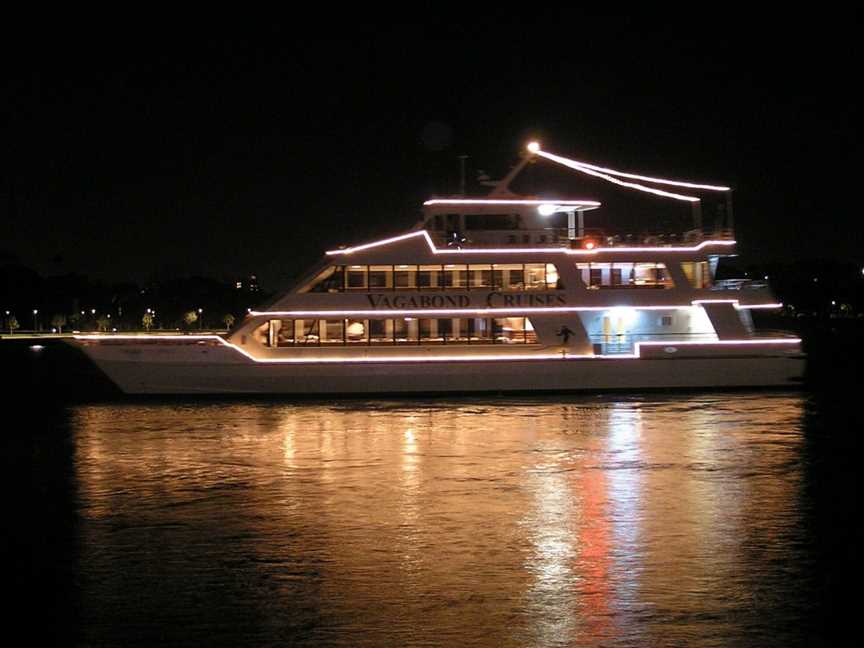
[70,393,812,646]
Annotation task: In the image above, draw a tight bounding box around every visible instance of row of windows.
[574,262,674,289]
[302,264,561,293]
[302,261,712,293]
[260,317,538,347]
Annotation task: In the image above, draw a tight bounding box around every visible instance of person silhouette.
[556,325,574,345]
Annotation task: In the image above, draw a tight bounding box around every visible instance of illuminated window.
[394,265,417,289]
[525,264,546,290]
[418,265,442,290]
[346,266,368,290]
[468,264,492,289]
[681,261,712,288]
[493,264,524,290]
[368,266,393,289]
[295,319,320,345]
[346,319,368,343]
[443,264,468,289]
[321,320,345,345]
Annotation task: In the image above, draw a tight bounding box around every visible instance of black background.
[2,12,859,290]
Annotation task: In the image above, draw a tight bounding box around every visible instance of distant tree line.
[0,262,272,332]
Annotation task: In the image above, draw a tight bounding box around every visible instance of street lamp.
[32,309,39,332]
[198,308,203,330]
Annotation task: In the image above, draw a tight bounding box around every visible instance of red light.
[584,241,596,250]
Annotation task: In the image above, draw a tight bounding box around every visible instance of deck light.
[527,141,541,153]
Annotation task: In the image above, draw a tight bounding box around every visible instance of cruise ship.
[73,142,804,395]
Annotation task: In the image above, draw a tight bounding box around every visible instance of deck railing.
[430,227,735,249]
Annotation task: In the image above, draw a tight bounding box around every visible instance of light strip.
[423,199,601,207]
[535,150,701,202]
[250,301,780,319]
[251,305,697,318]
[534,150,730,191]
[73,334,801,364]
[249,303,780,318]
[325,229,736,256]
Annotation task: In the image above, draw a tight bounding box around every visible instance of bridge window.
[577,262,673,288]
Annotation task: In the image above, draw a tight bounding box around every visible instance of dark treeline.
[0,255,272,332]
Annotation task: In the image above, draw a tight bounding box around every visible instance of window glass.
[368,265,392,289]
[496,317,529,343]
[525,318,538,344]
[346,319,368,344]
[275,319,294,346]
[321,320,344,345]
[418,265,442,290]
[614,263,634,285]
[493,264,524,290]
[346,265,367,290]
[295,319,320,345]
[546,264,561,289]
[681,261,710,288]
[468,317,491,342]
[419,318,444,344]
[525,264,546,290]
[443,264,468,289]
[394,265,417,289]
[468,264,493,289]
[369,319,391,344]
[394,318,419,344]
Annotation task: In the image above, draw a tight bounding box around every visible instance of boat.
[71,141,804,395]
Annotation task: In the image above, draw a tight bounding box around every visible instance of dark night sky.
[2,13,859,291]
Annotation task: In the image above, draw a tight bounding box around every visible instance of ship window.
[660,316,673,326]
[525,264,547,290]
[369,265,393,290]
[301,265,345,293]
[493,264,524,290]
[577,262,672,289]
[433,215,444,231]
[394,317,419,344]
[394,265,417,289]
[346,319,368,343]
[681,261,712,288]
[546,264,562,289]
[268,319,295,347]
[321,319,345,345]
[346,265,368,290]
[468,264,492,289]
[469,317,492,342]
[493,317,528,344]
[418,265,442,289]
[369,318,392,343]
[634,263,673,288]
[419,318,444,344]
[443,264,469,289]
[295,319,320,345]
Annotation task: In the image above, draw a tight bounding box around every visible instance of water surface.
[12,391,848,646]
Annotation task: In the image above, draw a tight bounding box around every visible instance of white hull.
[76,343,805,395]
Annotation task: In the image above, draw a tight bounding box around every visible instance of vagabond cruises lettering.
[366,293,567,309]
